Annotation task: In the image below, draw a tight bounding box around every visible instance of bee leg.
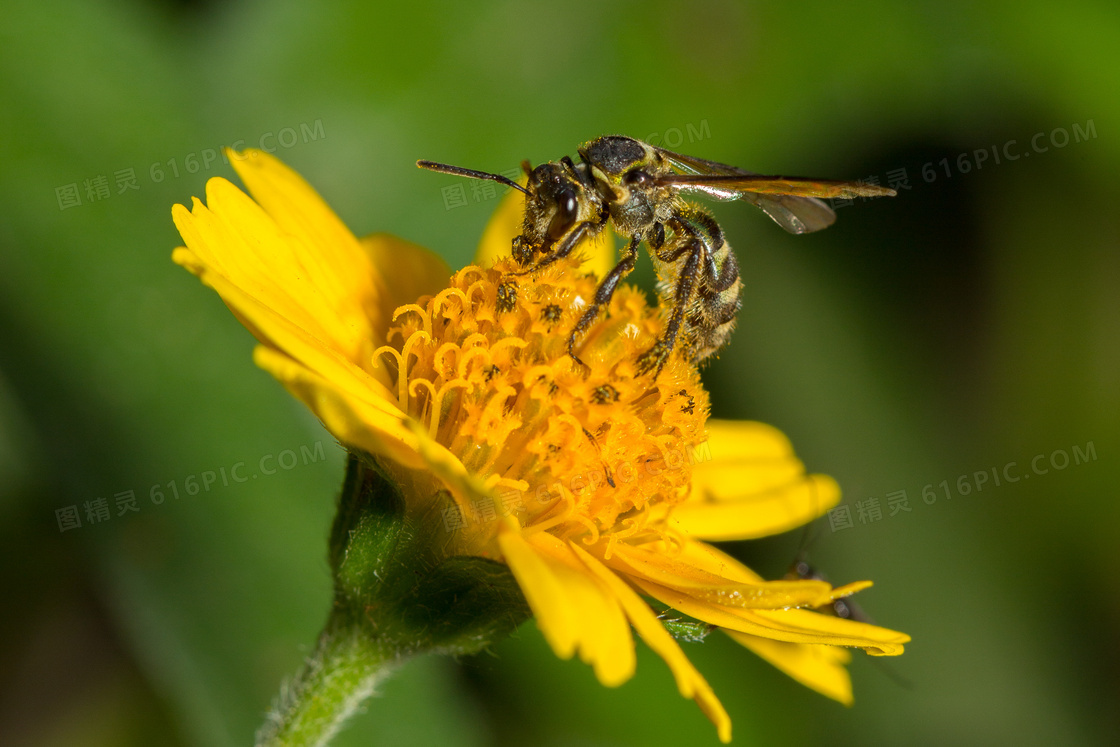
[509,211,609,276]
[706,242,739,292]
[567,234,641,371]
[637,239,703,377]
[687,209,739,294]
[507,221,591,275]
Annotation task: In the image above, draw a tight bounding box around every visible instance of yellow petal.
[674,419,840,540]
[670,540,872,606]
[725,632,854,705]
[254,346,495,519]
[474,180,617,279]
[701,419,799,463]
[252,346,424,470]
[605,543,832,609]
[671,473,839,541]
[830,580,874,600]
[172,189,372,361]
[359,233,451,315]
[405,418,505,512]
[668,538,767,584]
[174,233,401,411]
[633,577,910,656]
[227,148,390,336]
[692,420,804,494]
[745,608,910,657]
[658,539,766,586]
[569,543,732,744]
[188,150,387,359]
[497,528,636,686]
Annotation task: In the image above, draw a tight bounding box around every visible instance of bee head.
[524,161,598,242]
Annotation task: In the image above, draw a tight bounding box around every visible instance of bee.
[787,553,913,688]
[419,136,895,375]
[786,556,870,622]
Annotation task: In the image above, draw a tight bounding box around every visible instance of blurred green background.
[1,1,1117,745]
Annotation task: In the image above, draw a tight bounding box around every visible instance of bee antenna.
[794,477,822,563]
[868,657,914,690]
[416,160,529,195]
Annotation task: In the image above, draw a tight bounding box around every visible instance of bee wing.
[740,192,838,235]
[656,148,894,235]
[658,173,896,199]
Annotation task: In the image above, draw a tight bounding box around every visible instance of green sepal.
[328,451,409,601]
[328,452,530,657]
[398,555,530,655]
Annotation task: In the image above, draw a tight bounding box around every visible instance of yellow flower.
[173,149,909,743]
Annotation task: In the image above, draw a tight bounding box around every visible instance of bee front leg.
[509,211,608,276]
[567,234,641,371]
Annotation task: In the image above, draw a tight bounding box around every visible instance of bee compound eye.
[623,169,651,186]
[559,190,578,220]
[548,189,579,240]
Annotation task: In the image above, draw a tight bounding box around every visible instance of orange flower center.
[375,255,709,557]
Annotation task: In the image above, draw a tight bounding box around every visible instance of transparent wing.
[657,147,893,235]
[742,192,838,235]
[658,173,896,199]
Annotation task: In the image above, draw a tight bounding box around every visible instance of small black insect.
[419,136,894,375]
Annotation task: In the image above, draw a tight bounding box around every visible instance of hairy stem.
[254,611,402,747]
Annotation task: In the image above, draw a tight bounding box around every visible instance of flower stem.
[253,453,528,745]
[255,610,402,747]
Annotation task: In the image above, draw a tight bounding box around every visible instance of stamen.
[428,378,469,439]
[392,303,432,338]
[490,337,529,361]
[475,387,518,471]
[457,346,494,380]
[371,345,405,407]
[399,330,432,410]
[613,516,647,542]
[661,528,686,557]
[488,338,526,369]
[432,286,469,319]
[576,515,601,545]
[433,342,460,379]
[554,414,585,450]
[461,332,489,350]
[465,279,489,309]
[454,265,485,287]
[371,344,403,374]
[406,379,438,435]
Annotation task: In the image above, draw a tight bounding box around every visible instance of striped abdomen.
[667,207,742,363]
